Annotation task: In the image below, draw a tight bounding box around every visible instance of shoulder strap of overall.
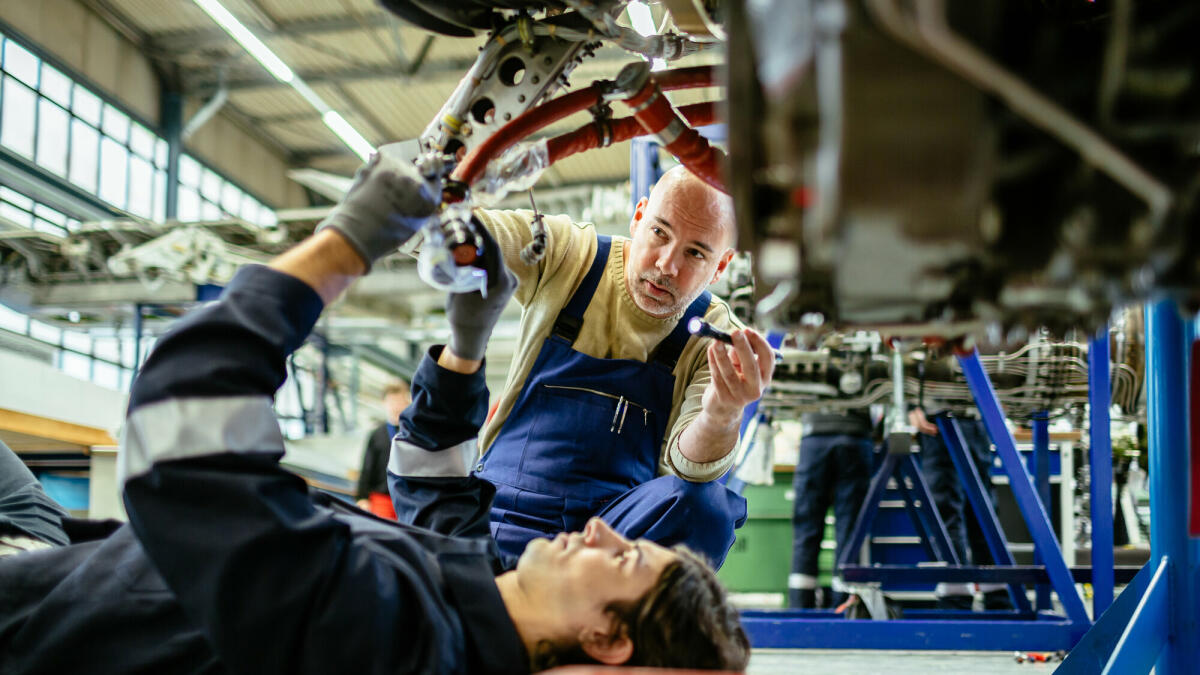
[550,235,612,345]
[650,289,713,371]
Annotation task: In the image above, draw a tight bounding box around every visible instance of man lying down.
[0,151,749,674]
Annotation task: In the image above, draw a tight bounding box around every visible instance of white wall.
[0,350,126,434]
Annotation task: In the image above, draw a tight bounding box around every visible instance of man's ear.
[578,626,634,666]
[630,197,649,237]
[710,249,735,285]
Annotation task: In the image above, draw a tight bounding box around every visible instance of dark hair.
[530,545,750,671]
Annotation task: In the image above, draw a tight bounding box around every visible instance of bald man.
[429,166,776,567]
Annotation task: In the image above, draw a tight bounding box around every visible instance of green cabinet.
[718,471,836,594]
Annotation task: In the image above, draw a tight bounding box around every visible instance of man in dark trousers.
[0,148,749,674]
[356,379,411,518]
[789,409,875,608]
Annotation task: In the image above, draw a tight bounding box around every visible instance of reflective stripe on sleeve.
[119,396,283,481]
[788,573,818,590]
[388,438,478,478]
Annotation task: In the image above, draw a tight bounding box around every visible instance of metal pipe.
[182,76,228,142]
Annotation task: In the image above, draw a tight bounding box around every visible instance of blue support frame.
[1056,302,1199,674]
[747,348,1098,651]
[1142,302,1197,673]
[837,451,959,568]
[1102,557,1170,674]
[937,415,1033,614]
[958,349,1091,626]
[1088,327,1115,617]
[740,615,1080,651]
[1032,411,1053,610]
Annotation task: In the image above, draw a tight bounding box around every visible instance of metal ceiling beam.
[185,58,481,92]
[77,0,152,50]
[186,43,634,93]
[150,13,395,54]
[10,279,196,307]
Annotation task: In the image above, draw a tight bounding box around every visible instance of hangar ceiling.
[0,0,725,412]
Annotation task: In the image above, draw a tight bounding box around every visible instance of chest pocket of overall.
[518,383,660,496]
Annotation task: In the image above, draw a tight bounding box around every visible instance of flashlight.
[687,318,784,363]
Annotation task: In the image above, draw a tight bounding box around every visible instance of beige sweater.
[476,208,742,482]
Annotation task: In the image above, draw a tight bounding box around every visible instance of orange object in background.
[367,492,397,520]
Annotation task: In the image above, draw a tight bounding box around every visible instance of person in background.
[789,408,875,608]
[356,379,412,518]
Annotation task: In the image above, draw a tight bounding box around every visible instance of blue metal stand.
[1031,411,1053,611]
[838,450,960,567]
[937,415,1033,614]
[741,348,1090,650]
[1088,327,1115,617]
[958,349,1091,627]
[1057,303,1198,673]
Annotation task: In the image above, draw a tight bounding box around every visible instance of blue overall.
[476,235,747,568]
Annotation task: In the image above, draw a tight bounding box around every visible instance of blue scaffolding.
[741,337,1122,652]
[1056,302,1200,674]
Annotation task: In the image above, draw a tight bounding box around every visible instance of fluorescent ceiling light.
[626,2,657,37]
[323,111,374,162]
[192,0,293,83]
[191,0,376,161]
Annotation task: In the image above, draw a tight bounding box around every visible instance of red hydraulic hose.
[451,85,605,190]
[651,64,717,91]
[546,101,719,164]
[621,67,727,192]
[450,65,719,191]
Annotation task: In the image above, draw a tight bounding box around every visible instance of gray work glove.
[446,222,517,361]
[316,144,441,269]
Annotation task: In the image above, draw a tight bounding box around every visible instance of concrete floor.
[747,649,1061,674]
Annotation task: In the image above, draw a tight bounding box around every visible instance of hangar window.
[1,77,36,158]
[0,31,273,228]
[68,119,100,192]
[39,63,70,107]
[98,136,129,209]
[36,98,69,176]
[2,39,38,87]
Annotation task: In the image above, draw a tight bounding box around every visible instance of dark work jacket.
[0,266,526,675]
